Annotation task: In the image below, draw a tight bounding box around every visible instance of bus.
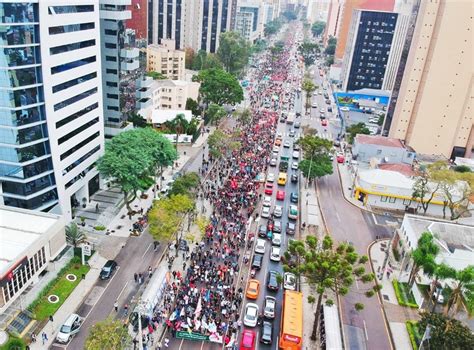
[286,112,295,125]
[278,173,287,186]
[279,291,303,350]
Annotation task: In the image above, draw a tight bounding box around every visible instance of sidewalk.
[336,160,368,211]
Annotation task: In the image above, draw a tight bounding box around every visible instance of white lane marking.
[178,338,184,350]
[372,213,379,225]
[363,320,369,341]
[335,212,341,222]
[200,340,205,350]
[355,278,360,290]
[141,242,152,259]
[116,280,129,300]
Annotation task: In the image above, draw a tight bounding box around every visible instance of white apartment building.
[0,1,105,220]
[147,39,185,80]
[99,0,139,137]
[235,1,265,43]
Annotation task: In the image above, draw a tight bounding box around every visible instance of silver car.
[273,205,283,218]
[264,296,276,319]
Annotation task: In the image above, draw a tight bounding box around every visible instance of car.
[273,205,283,218]
[311,103,318,108]
[275,139,281,146]
[243,303,259,327]
[336,152,345,163]
[328,106,333,112]
[432,287,445,304]
[261,206,271,218]
[296,112,301,117]
[288,205,298,220]
[56,314,83,344]
[284,272,297,290]
[293,143,300,151]
[270,246,281,261]
[340,106,350,111]
[321,119,328,126]
[267,173,275,182]
[260,321,273,345]
[294,121,300,128]
[270,158,277,166]
[272,233,282,246]
[267,219,274,233]
[240,329,256,350]
[276,190,285,201]
[273,220,282,233]
[292,151,299,159]
[267,271,279,291]
[272,145,279,153]
[291,162,298,170]
[100,260,117,280]
[283,140,291,148]
[320,108,325,113]
[252,254,263,270]
[263,296,276,319]
[264,183,273,195]
[328,153,334,161]
[277,132,283,139]
[290,192,298,203]
[258,224,267,238]
[262,195,272,207]
[289,130,295,137]
[326,99,331,105]
[246,279,260,300]
[291,173,298,183]
[255,238,266,254]
[286,221,296,235]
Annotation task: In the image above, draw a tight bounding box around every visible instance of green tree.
[264,19,282,36]
[235,108,251,125]
[65,223,86,248]
[217,31,250,75]
[299,42,320,66]
[149,198,180,241]
[302,79,317,113]
[168,172,200,197]
[207,129,239,158]
[327,36,337,46]
[165,113,189,149]
[408,232,439,287]
[128,112,148,128]
[297,134,333,159]
[311,21,326,36]
[444,265,474,317]
[206,103,227,125]
[146,71,167,80]
[325,55,334,66]
[283,236,375,340]
[418,312,474,349]
[346,122,370,144]
[194,68,244,106]
[454,165,472,173]
[299,157,333,180]
[85,317,130,350]
[186,98,201,117]
[325,44,336,55]
[191,50,208,70]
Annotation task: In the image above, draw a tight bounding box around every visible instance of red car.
[264,183,273,195]
[336,153,345,163]
[240,330,256,350]
[321,119,328,126]
[276,190,285,201]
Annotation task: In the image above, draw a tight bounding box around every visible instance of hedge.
[406,321,421,350]
[393,280,418,308]
[0,337,26,350]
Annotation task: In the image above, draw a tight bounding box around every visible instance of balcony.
[136,88,151,99]
[120,47,139,59]
[136,98,152,109]
[135,76,154,89]
[121,59,139,72]
[99,9,131,21]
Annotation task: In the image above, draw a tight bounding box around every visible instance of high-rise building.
[99,1,139,137]
[340,10,398,91]
[149,0,184,49]
[147,39,185,80]
[323,0,344,45]
[235,1,265,43]
[388,0,473,159]
[0,1,105,219]
[335,0,394,60]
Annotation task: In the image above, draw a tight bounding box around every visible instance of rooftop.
[0,206,63,275]
[378,163,415,177]
[355,134,405,149]
[358,169,413,189]
[151,109,193,125]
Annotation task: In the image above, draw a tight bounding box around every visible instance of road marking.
[363,320,369,341]
[116,280,129,300]
[200,340,205,350]
[355,278,360,290]
[141,242,152,259]
[335,212,341,222]
[371,213,379,225]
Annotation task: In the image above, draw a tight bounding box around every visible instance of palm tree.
[302,79,317,113]
[444,265,474,317]
[66,223,86,248]
[167,113,189,149]
[408,232,439,287]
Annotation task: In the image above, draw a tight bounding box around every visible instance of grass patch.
[0,336,26,350]
[406,321,422,350]
[94,225,106,231]
[392,246,400,262]
[393,280,418,308]
[28,256,90,321]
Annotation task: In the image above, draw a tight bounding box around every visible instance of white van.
[56,314,83,343]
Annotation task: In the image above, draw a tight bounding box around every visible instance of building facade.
[126,0,148,41]
[146,39,185,80]
[149,0,184,49]
[387,0,473,159]
[235,1,264,43]
[352,134,416,164]
[0,1,105,219]
[340,10,398,91]
[323,0,343,46]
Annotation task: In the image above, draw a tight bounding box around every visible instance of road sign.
[82,244,91,256]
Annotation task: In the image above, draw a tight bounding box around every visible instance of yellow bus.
[277,172,287,186]
[279,291,303,350]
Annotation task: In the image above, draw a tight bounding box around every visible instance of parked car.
[261,206,271,218]
[262,195,272,207]
[56,314,83,344]
[290,192,298,203]
[260,321,273,345]
[292,151,299,159]
[240,330,256,350]
[244,303,259,327]
[267,271,280,291]
[267,173,275,182]
[263,296,276,319]
[283,140,291,148]
[252,254,263,270]
[273,205,283,218]
[270,158,277,166]
[258,224,267,238]
[276,190,285,201]
[273,220,282,233]
[284,272,297,290]
[272,233,282,246]
[270,247,281,262]
[255,239,266,254]
[286,222,296,235]
[336,152,345,163]
[291,162,298,170]
[246,279,260,300]
[291,174,298,183]
[264,183,274,195]
[100,260,117,280]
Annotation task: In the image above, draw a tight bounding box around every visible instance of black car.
[295,112,301,117]
[267,270,279,291]
[260,321,273,344]
[100,260,117,280]
[258,224,267,238]
[291,174,298,183]
[252,254,263,270]
[286,222,296,235]
[328,106,333,112]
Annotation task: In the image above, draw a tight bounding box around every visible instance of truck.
[279,155,289,172]
[286,112,295,125]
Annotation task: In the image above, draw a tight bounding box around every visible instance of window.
[380,196,388,202]
[63,145,100,176]
[106,68,118,74]
[105,56,117,62]
[60,131,100,160]
[107,106,119,111]
[50,39,95,55]
[107,94,118,99]
[51,56,96,74]
[58,117,99,145]
[56,102,98,128]
[389,197,396,203]
[52,72,97,93]
[105,43,117,49]
[48,5,94,15]
[403,199,411,205]
[106,82,118,87]
[53,87,98,111]
[49,22,94,35]
[104,29,117,36]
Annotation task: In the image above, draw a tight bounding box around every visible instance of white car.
[263,196,272,207]
[273,145,280,153]
[255,239,266,254]
[340,106,350,111]
[243,303,259,327]
[261,206,271,218]
[291,162,298,170]
[264,296,276,319]
[267,173,275,182]
[311,102,318,108]
[270,247,281,262]
[272,233,282,246]
[56,314,83,344]
[277,132,283,139]
[283,140,291,148]
[283,272,297,290]
[292,151,299,159]
[273,205,283,218]
[320,108,325,113]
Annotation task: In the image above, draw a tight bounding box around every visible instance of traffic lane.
[67,230,162,349]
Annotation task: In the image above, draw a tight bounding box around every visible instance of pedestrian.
[114,300,118,312]
[148,266,153,278]
[41,332,48,345]
[95,203,99,213]
[134,273,138,283]
[164,337,170,348]
[31,333,36,343]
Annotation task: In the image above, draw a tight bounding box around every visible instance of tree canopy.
[165,113,189,148]
[190,50,224,71]
[194,68,244,106]
[297,133,332,159]
[146,71,167,80]
[217,31,250,75]
[65,223,86,248]
[207,129,240,159]
[311,21,326,36]
[127,112,148,128]
[264,19,282,36]
[299,42,320,66]
[185,98,201,117]
[168,172,200,198]
[346,122,370,144]
[85,318,130,350]
[299,158,333,180]
[206,103,227,125]
[408,232,439,287]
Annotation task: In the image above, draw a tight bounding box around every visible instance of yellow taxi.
[246,279,260,300]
